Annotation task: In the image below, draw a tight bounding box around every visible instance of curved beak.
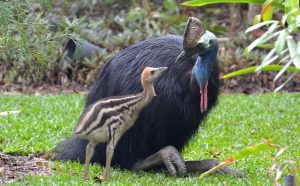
[154,67,168,78]
[174,47,201,64]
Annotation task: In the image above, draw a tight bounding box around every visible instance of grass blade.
[222,65,300,79]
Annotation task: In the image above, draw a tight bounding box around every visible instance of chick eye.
[150,70,154,75]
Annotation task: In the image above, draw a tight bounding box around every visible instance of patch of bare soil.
[0,153,53,184]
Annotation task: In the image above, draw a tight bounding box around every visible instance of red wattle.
[200,81,208,113]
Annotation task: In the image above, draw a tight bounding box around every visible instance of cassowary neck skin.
[192,32,218,113]
[193,46,218,87]
[192,56,216,113]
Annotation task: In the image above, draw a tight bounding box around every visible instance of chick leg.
[84,140,96,180]
[104,141,115,180]
[103,131,122,180]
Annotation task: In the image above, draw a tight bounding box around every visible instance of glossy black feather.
[57,35,220,169]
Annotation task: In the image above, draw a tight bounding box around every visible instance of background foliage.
[0,0,299,92]
[183,0,300,91]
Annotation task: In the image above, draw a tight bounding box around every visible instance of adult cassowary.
[57,17,242,177]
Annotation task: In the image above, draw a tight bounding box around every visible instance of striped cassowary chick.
[74,67,167,180]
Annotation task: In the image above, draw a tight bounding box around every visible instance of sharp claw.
[171,153,187,176]
[165,157,177,177]
[161,146,187,177]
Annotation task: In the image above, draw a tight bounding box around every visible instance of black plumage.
[58,34,220,169]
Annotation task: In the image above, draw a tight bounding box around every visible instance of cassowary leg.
[185,159,244,177]
[131,146,187,177]
[131,146,244,178]
[84,141,96,180]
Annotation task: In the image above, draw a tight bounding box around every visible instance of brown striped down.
[74,93,145,138]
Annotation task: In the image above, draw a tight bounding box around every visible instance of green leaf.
[257,56,279,71]
[199,141,281,179]
[222,65,300,79]
[33,51,46,66]
[287,36,300,68]
[182,0,285,10]
[163,0,178,14]
[253,14,262,25]
[281,9,298,25]
[263,48,277,63]
[256,49,278,71]
[274,60,293,81]
[263,6,275,21]
[297,15,300,27]
[274,72,297,92]
[245,22,280,55]
[245,20,277,33]
[287,17,299,32]
[279,52,291,64]
[285,0,300,25]
[285,0,300,13]
[275,30,288,55]
[233,142,274,160]
[257,43,274,49]
[261,0,275,21]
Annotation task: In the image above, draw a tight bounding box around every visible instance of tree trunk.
[229,4,242,35]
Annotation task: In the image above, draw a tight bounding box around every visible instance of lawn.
[0,93,299,185]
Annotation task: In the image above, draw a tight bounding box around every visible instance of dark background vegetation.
[0,0,299,93]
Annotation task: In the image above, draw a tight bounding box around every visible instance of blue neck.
[193,57,203,86]
[193,47,218,87]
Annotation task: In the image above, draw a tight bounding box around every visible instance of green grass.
[0,93,299,185]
